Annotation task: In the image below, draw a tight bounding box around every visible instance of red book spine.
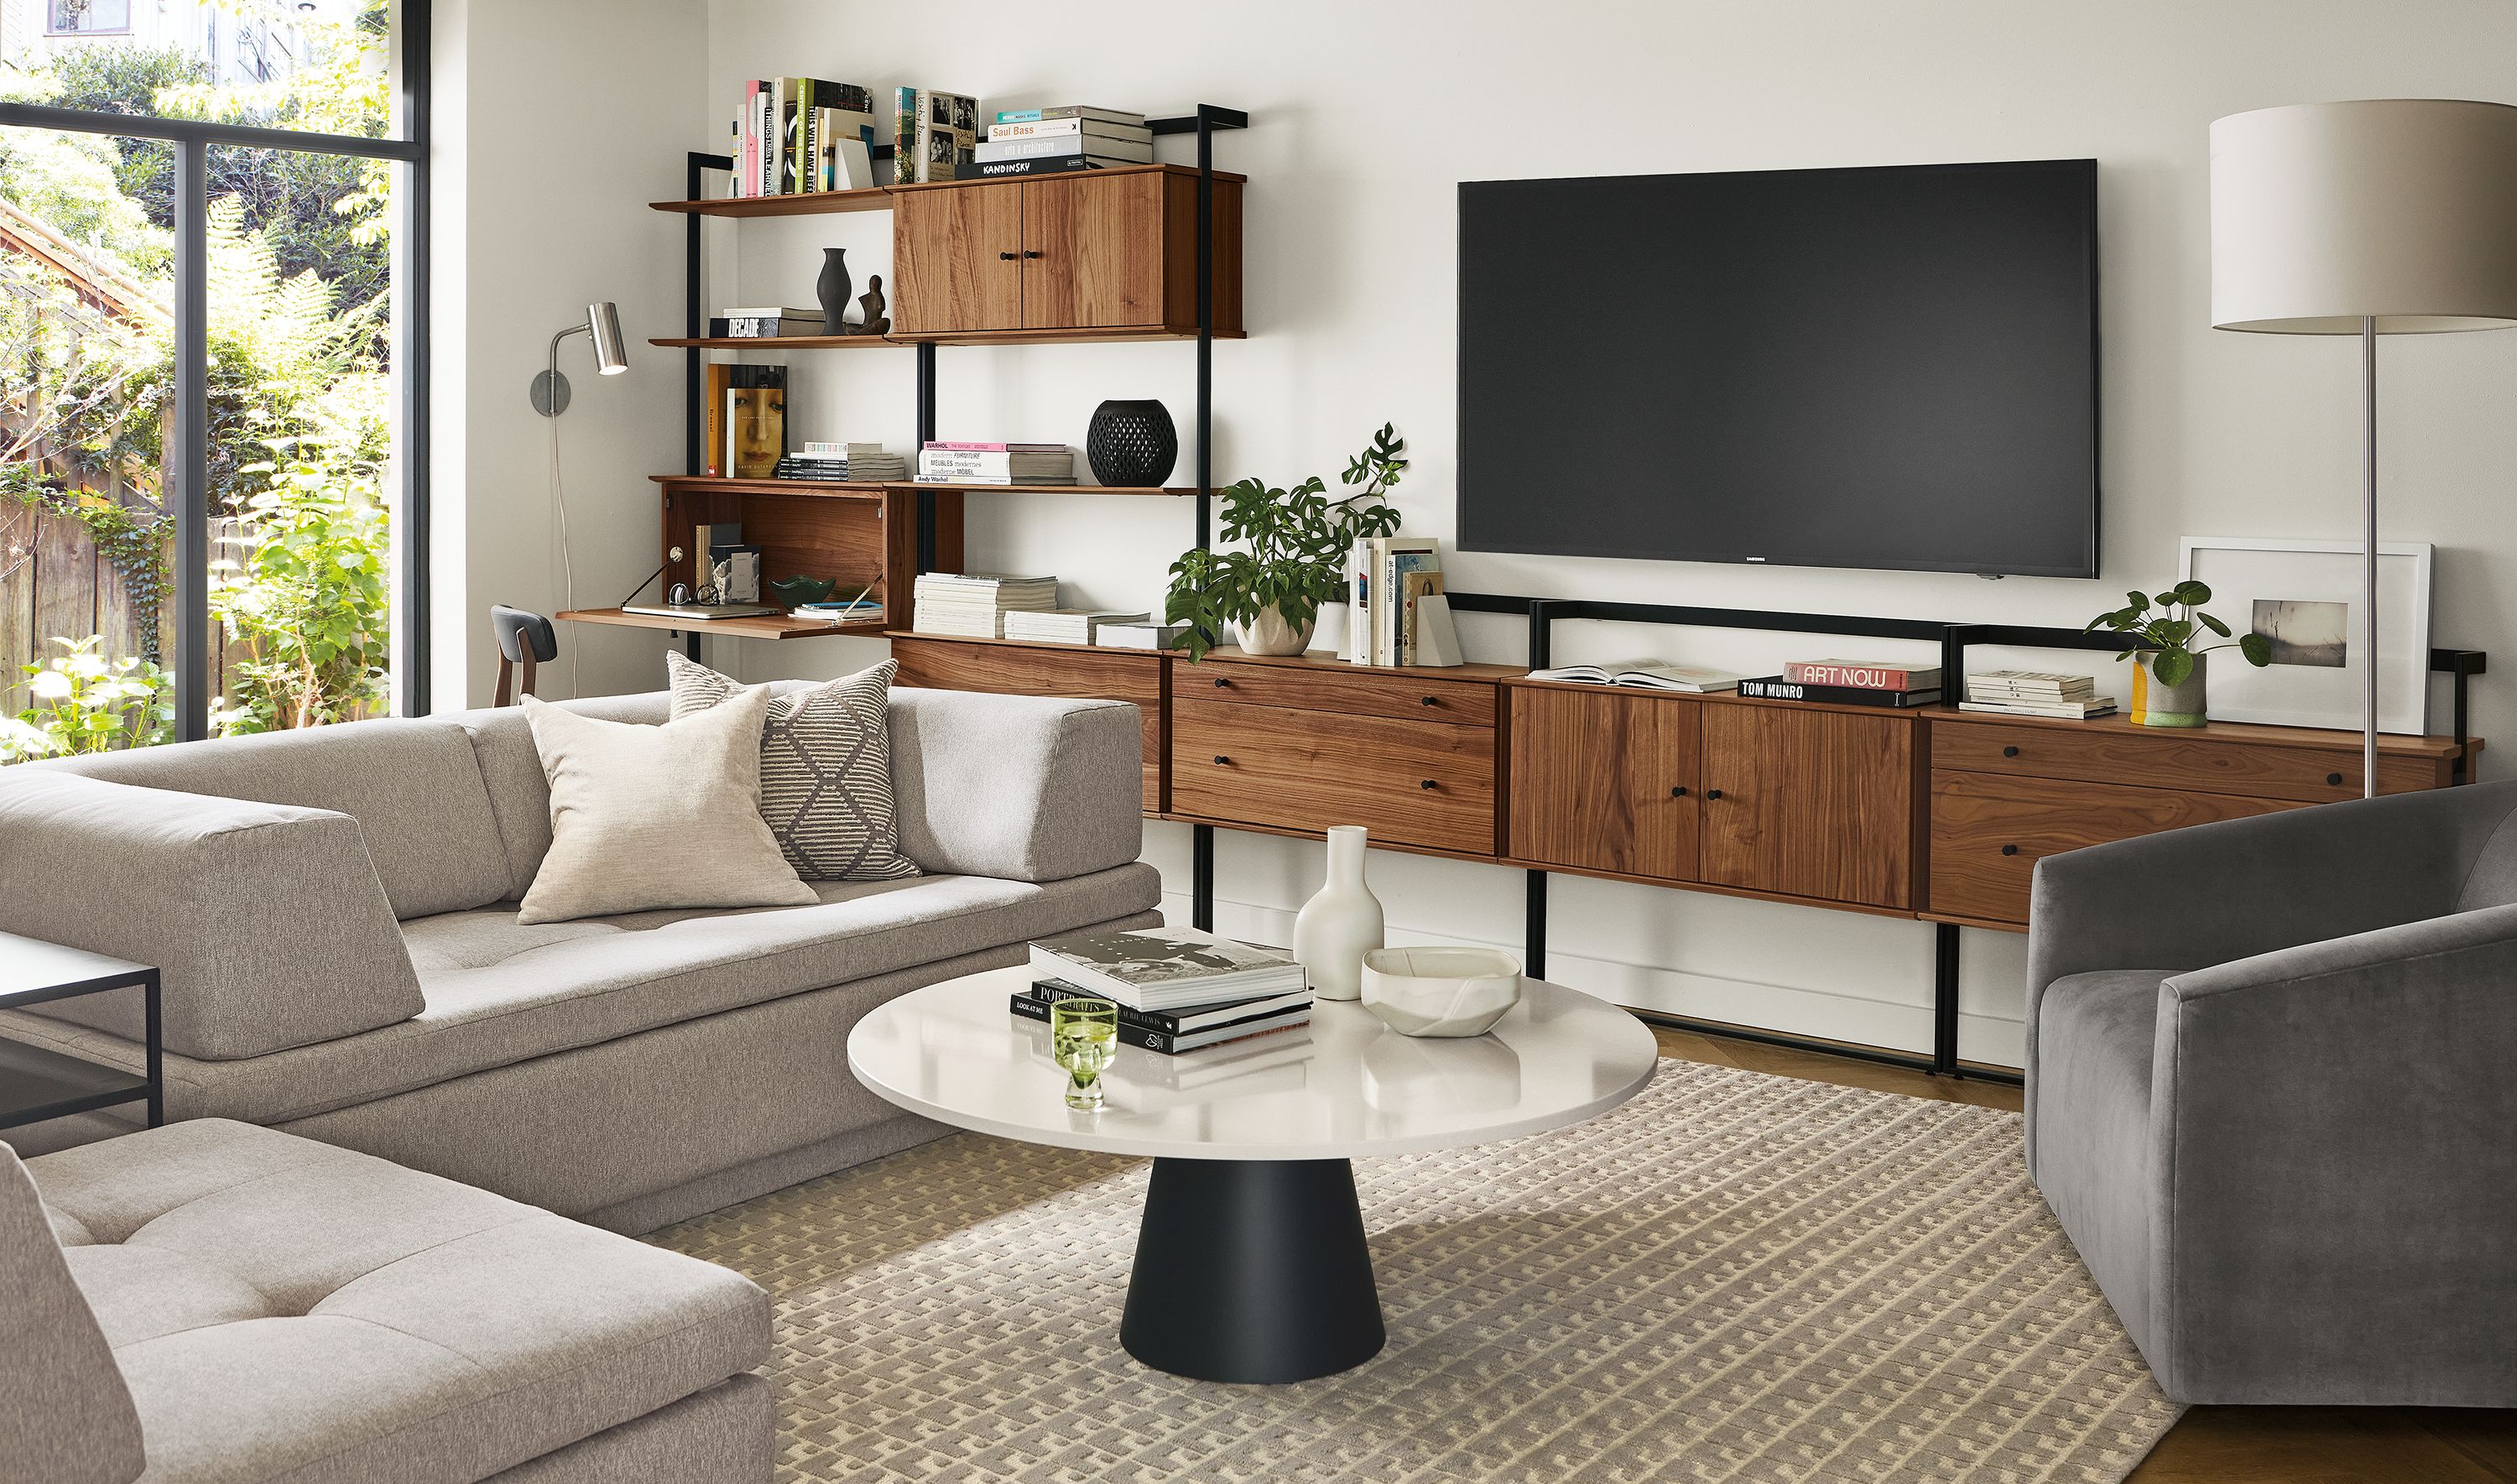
[1784,661,1927,690]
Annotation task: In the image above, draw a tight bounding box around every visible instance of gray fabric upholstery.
[29,1119,770,1484]
[0,1143,145,1484]
[36,716,513,919]
[0,864,1158,1129]
[448,695,675,903]
[0,771,425,1060]
[581,1112,951,1237]
[890,686,1144,882]
[481,1376,773,1484]
[2025,783,2517,1406]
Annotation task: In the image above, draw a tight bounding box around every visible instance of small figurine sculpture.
[852,275,890,336]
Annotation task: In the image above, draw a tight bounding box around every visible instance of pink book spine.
[924,441,1014,451]
[740,82,759,198]
[1782,661,1925,690]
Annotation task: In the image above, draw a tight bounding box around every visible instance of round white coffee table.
[847,963,1658,1383]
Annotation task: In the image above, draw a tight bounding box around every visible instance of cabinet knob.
[2002,844,2020,857]
[2003,745,2020,758]
[1705,788,1724,799]
[998,251,1019,261]
[1212,754,1230,765]
[2327,772,2344,786]
[1420,778,1437,789]
[1023,249,1044,259]
[1420,695,1439,706]
[1212,677,1230,688]
[1670,785,1689,798]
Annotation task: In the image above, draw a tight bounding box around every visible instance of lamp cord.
[548,406,580,700]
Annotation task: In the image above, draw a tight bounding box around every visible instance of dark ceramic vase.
[1087,399,1180,487]
[816,248,852,334]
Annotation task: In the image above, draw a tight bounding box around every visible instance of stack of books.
[1001,608,1149,644]
[910,572,1060,637]
[1738,659,1943,708]
[721,305,823,338]
[965,107,1152,180]
[1347,537,1457,665]
[1095,620,1193,650]
[915,442,1076,485]
[795,595,885,626]
[1962,670,2115,719]
[727,79,878,198]
[1528,661,1740,692]
[775,443,906,483]
[1017,926,1311,1055]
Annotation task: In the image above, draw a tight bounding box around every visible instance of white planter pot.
[1237,604,1316,657]
[1292,825,1384,1001]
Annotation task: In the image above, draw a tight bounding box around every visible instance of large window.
[47,0,133,37]
[0,0,424,759]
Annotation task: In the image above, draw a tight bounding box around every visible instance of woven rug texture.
[652,1060,2179,1483]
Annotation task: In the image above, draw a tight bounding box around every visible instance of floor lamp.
[2211,100,2517,796]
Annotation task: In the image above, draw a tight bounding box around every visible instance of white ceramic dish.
[1359,947,1523,1038]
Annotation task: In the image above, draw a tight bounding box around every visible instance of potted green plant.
[2082,581,2273,727]
[1163,424,1408,662]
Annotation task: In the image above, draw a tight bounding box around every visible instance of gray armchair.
[2025,778,2517,1407]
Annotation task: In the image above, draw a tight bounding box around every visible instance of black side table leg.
[144,971,164,1127]
[1121,1157,1384,1382]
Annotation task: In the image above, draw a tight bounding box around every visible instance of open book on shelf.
[1525,660,1742,693]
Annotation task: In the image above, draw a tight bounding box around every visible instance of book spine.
[1008,995,1186,1054]
[1346,539,1371,664]
[987,117,1087,140]
[1027,981,1189,1034]
[1738,677,1941,707]
[739,81,758,198]
[1781,662,1934,690]
[956,156,1097,180]
[758,84,779,195]
[994,107,1044,123]
[894,87,918,185]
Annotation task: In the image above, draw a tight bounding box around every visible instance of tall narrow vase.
[816,248,852,335]
[1294,825,1384,1002]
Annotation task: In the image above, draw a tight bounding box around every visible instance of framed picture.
[2179,536,2434,734]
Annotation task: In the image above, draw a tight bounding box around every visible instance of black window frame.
[0,0,433,736]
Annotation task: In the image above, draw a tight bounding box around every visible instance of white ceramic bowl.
[1359,947,1523,1038]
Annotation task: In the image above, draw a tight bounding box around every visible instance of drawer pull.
[1023,249,1044,259]
[1212,677,1231,688]
[1420,778,1437,789]
[2003,745,2020,758]
[2002,844,2020,857]
[1212,754,1231,765]
[998,251,1019,261]
[1670,785,1689,798]
[1420,695,1439,706]
[1705,788,1724,800]
[2327,772,2344,786]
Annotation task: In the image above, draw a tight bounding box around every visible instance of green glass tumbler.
[1050,997,1118,1110]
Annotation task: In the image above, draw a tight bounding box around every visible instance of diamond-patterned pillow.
[666,653,919,882]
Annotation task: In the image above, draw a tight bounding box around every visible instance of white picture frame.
[2178,536,2434,735]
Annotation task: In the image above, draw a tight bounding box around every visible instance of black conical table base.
[1119,1156,1385,1382]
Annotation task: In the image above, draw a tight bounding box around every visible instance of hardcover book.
[1008,994,1311,1055]
[994,106,1146,126]
[1738,675,1943,707]
[913,88,980,183]
[1527,661,1743,692]
[1026,926,1306,1012]
[956,157,1098,180]
[1782,659,1943,691]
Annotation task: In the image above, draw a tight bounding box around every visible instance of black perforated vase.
[1086,399,1179,487]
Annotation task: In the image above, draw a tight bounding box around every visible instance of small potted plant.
[2082,581,2272,727]
[1163,424,1407,661]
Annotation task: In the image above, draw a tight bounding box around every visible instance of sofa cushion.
[669,653,920,883]
[2030,968,2168,1362]
[0,1143,144,1484]
[37,716,513,919]
[29,1119,768,1484]
[0,862,1165,1129]
[0,771,426,1060]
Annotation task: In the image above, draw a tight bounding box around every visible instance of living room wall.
[679,0,2517,1065]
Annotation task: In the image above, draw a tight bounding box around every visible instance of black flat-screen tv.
[1457,159,2098,578]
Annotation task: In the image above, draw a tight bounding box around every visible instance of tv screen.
[1457,159,2098,578]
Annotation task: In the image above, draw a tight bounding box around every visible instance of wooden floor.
[1649,1024,2517,1484]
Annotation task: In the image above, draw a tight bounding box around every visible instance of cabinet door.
[1021,172,1167,329]
[1509,687,1697,879]
[892,183,1024,333]
[1699,706,1913,908]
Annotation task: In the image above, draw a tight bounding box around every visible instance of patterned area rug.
[652,1061,2179,1482]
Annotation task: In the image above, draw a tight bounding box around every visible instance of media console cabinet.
[892,630,2483,1080]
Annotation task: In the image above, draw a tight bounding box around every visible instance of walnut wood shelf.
[647,163,1250,220]
[555,607,886,641]
[654,327,1246,351]
[651,476,1193,498]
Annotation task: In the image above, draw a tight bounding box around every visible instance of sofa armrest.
[887,689,1143,882]
[0,772,424,1060]
[2142,904,2517,1402]
[0,1145,143,1484]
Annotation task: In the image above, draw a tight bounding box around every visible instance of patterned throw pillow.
[666,653,919,883]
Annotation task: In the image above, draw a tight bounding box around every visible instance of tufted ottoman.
[3,1119,772,1484]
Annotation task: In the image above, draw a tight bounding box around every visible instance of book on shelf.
[1527,660,1742,692]
[916,442,1076,484]
[1737,675,1943,707]
[1966,669,2101,700]
[703,364,784,476]
[724,315,826,339]
[1958,699,2118,719]
[1095,621,1192,650]
[912,572,1060,638]
[804,441,890,458]
[983,116,1152,145]
[1026,977,1312,1035]
[1347,536,1440,665]
[1026,925,1306,1013]
[1783,659,1942,692]
[725,383,784,480]
[995,106,1147,127]
[956,156,1103,180]
[976,134,1154,165]
[1001,609,1149,644]
[1007,994,1310,1055]
[899,86,978,184]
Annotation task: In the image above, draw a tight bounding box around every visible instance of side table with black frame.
[0,930,163,1137]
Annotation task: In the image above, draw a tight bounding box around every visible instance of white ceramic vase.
[1293,825,1384,1001]
[1237,603,1316,657]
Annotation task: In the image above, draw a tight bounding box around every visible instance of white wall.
[602,0,2517,1067]
[429,0,708,711]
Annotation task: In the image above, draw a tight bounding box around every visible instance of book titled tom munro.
[1026,925,1306,1012]
[1738,675,1943,708]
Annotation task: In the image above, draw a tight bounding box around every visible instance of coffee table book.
[1026,924,1305,1011]
[1008,994,1311,1054]
[1024,978,1312,1035]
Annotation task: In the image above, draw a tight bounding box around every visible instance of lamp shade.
[2212,99,2517,334]
[587,301,628,373]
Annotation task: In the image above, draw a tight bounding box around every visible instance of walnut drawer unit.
[1927,769,2298,925]
[889,634,1168,813]
[1167,698,1498,857]
[1931,714,2455,799]
[1183,652,1509,724]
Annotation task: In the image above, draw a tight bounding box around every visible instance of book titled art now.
[1782,659,1943,691]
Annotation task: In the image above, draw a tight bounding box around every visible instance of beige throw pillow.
[667,653,919,883]
[517,688,817,924]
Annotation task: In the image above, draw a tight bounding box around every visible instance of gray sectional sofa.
[0,684,1161,1233]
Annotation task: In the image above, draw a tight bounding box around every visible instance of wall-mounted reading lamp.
[529,301,628,417]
